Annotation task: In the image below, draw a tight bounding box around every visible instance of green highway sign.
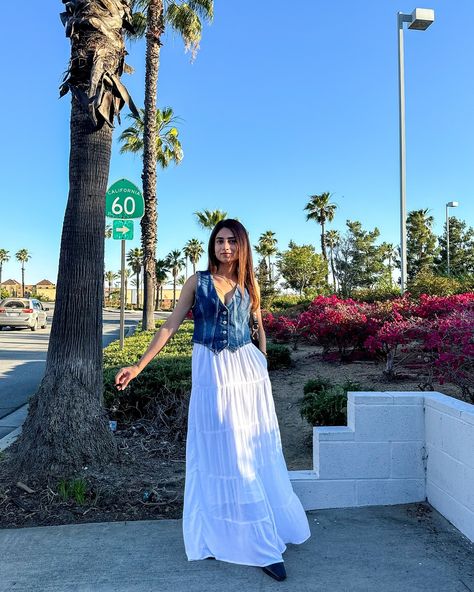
[106,179,144,219]
[113,219,134,240]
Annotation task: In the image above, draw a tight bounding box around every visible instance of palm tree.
[126,0,213,332]
[0,249,10,286]
[119,106,183,325]
[120,267,132,306]
[184,238,204,274]
[194,209,227,231]
[304,192,337,283]
[104,271,119,302]
[155,258,169,309]
[105,224,112,239]
[324,229,340,293]
[119,107,183,166]
[15,249,31,297]
[165,249,185,308]
[127,248,143,308]
[255,231,278,282]
[10,1,137,479]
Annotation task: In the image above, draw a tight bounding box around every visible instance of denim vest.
[191,270,252,354]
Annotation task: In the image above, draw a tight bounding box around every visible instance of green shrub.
[351,286,402,303]
[406,272,463,298]
[269,295,312,312]
[267,342,292,369]
[300,375,373,426]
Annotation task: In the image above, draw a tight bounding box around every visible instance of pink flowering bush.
[262,292,474,399]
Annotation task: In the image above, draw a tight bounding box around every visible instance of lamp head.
[408,8,435,30]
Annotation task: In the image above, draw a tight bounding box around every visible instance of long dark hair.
[206,219,260,312]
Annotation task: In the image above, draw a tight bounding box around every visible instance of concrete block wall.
[289,391,474,543]
[424,392,474,542]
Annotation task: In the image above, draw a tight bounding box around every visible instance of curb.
[0,320,142,452]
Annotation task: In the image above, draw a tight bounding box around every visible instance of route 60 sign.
[105,179,144,219]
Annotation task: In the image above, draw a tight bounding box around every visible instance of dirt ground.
[0,343,461,529]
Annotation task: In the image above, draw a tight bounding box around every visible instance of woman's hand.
[115,365,140,391]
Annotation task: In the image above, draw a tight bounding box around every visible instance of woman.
[115,219,311,582]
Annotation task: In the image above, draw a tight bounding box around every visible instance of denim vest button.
[222,320,227,324]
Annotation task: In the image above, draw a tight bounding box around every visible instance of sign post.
[106,179,144,349]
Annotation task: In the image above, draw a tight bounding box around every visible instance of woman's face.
[214,227,238,265]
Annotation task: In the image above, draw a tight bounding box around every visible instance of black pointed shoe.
[261,562,287,581]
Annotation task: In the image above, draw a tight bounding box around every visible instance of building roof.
[36,279,54,286]
[0,279,20,286]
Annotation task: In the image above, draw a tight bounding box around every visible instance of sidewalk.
[0,503,473,591]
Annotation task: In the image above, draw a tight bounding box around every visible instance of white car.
[0,298,49,331]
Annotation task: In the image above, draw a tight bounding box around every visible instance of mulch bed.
[0,420,186,529]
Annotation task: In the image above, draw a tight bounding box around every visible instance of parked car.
[0,298,49,331]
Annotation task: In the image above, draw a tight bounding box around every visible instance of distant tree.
[104,271,119,302]
[154,258,169,309]
[435,216,474,277]
[406,209,438,280]
[255,230,278,283]
[304,192,337,284]
[127,248,143,308]
[277,241,327,297]
[334,221,387,297]
[185,238,205,274]
[105,224,112,239]
[194,209,228,230]
[15,249,31,297]
[165,249,185,308]
[0,249,10,286]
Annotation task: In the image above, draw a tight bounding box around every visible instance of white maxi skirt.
[182,341,311,567]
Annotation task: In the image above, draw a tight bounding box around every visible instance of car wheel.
[31,319,38,331]
[41,321,47,329]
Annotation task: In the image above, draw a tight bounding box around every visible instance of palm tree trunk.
[10,98,117,478]
[141,0,165,331]
[329,247,337,293]
[136,272,140,308]
[173,276,176,308]
[320,221,329,284]
[21,264,25,297]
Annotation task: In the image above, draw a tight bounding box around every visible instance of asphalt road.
[0,304,166,421]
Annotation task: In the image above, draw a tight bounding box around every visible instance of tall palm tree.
[127,0,213,332]
[155,258,169,309]
[165,249,185,308]
[119,106,182,324]
[0,249,10,286]
[185,238,204,274]
[324,229,340,293]
[10,1,137,479]
[15,249,31,297]
[304,192,337,283]
[255,231,278,282]
[127,248,143,308]
[194,209,227,230]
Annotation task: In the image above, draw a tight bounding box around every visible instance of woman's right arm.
[114,273,197,390]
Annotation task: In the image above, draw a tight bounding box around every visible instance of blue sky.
[1,1,473,286]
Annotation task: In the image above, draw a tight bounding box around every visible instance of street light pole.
[397,8,434,294]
